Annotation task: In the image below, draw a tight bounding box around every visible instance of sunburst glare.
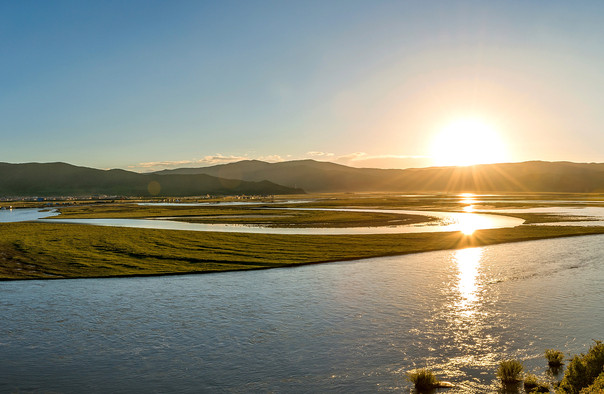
[431,119,508,167]
[458,214,486,235]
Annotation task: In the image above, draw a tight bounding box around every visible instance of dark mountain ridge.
[3,159,604,197]
[156,159,604,193]
[0,162,303,197]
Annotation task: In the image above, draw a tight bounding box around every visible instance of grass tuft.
[406,368,439,391]
[545,349,565,367]
[497,359,524,383]
[579,371,604,394]
[523,373,549,392]
[558,341,604,393]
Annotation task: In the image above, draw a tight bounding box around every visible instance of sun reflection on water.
[462,205,475,213]
[454,248,482,317]
[427,246,500,389]
[457,193,480,234]
[457,214,487,235]
[459,192,476,205]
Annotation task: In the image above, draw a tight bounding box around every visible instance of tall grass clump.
[406,368,439,391]
[557,341,604,393]
[523,374,549,392]
[497,359,524,384]
[545,349,565,367]
[578,371,604,394]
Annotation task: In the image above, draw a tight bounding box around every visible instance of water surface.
[44,208,523,235]
[0,208,59,222]
[1,235,602,393]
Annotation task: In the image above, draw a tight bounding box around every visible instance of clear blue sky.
[2,1,604,171]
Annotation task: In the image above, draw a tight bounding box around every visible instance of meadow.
[2,193,604,280]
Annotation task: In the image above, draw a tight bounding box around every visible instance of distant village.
[0,194,276,209]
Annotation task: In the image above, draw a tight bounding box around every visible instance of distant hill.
[3,160,603,197]
[156,159,604,193]
[0,162,303,197]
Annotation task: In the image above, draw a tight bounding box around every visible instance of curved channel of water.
[1,235,602,392]
[479,206,604,227]
[0,208,59,222]
[42,208,524,235]
[7,205,604,234]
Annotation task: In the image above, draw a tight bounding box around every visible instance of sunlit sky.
[2,1,604,171]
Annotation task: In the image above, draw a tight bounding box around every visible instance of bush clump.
[545,349,565,367]
[524,373,549,392]
[407,368,439,391]
[557,341,604,394]
[579,371,604,393]
[497,359,524,383]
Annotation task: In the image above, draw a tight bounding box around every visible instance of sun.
[430,118,508,167]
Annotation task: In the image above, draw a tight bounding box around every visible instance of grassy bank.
[2,222,604,280]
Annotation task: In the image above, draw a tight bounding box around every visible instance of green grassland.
[49,193,604,226]
[2,222,604,280]
[2,193,604,280]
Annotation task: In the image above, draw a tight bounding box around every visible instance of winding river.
[0,208,59,222]
[41,208,524,235]
[4,204,604,235]
[1,235,603,392]
[2,203,604,392]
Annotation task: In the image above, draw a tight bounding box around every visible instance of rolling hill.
[3,160,604,197]
[156,159,604,193]
[0,162,303,197]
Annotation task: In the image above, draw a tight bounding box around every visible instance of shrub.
[524,373,550,392]
[497,359,524,383]
[407,368,438,391]
[579,371,604,393]
[546,349,565,367]
[558,341,604,394]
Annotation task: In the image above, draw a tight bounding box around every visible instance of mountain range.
[0,162,303,197]
[156,159,604,193]
[2,160,604,197]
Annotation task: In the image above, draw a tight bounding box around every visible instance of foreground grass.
[558,341,604,393]
[2,222,604,280]
[406,368,439,391]
[546,349,565,367]
[523,373,549,392]
[497,359,524,384]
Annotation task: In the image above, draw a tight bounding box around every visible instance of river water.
[0,208,59,222]
[43,209,523,235]
[1,235,603,393]
[8,205,604,235]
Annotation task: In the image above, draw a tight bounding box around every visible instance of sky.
[2,0,604,171]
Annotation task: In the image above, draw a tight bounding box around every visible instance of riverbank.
[2,222,604,280]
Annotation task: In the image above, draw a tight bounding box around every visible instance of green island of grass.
[2,222,604,280]
[52,203,434,228]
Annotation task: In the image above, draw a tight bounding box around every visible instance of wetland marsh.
[2,193,604,280]
[1,193,604,392]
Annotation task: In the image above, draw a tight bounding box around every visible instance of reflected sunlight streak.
[454,248,483,316]
[458,214,485,235]
[459,192,476,205]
